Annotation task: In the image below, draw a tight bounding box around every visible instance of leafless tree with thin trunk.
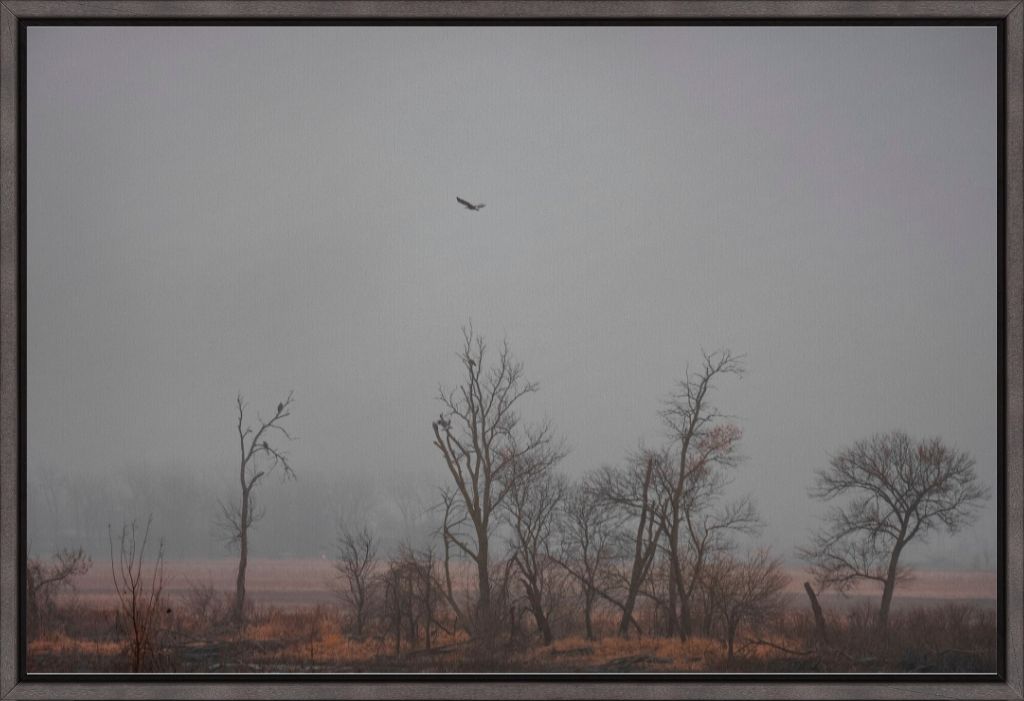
[333,525,378,639]
[504,469,567,645]
[800,430,989,630]
[402,544,448,650]
[708,547,788,663]
[382,558,410,656]
[109,516,166,673]
[378,544,446,655]
[556,474,622,641]
[655,349,759,641]
[26,547,91,639]
[432,325,563,641]
[219,391,296,624]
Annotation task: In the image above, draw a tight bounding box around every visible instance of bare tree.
[801,431,989,629]
[505,469,566,645]
[708,548,788,663]
[593,448,667,638]
[381,558,410,656]
[655,349,757,641]
[556,475,621,641]
[378,544,447,655]
[109,516,166,672]
[402,544,447,650]
[432,326,563,639]
[333,525,378,639]
[26,547,91,639]
[219,391,296,623]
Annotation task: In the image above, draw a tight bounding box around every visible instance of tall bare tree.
[432,327,563,639]
[801,431,989,629]
[219,391,296,623]
[655,349,758,640]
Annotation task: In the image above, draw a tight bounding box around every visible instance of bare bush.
[183,577,230,628]
[109,516,167,672]
[333,525,379,639]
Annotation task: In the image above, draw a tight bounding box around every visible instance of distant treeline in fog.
[27,461,437,561]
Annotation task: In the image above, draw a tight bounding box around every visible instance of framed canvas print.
[0,1,1021,699]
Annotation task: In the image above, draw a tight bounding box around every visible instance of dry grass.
[519,635,725,672]
[26,560,998,674]
[27,601,996,674]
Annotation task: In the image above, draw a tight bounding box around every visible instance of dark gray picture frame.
[1,1,1021,699]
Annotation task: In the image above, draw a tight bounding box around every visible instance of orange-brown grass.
[759,602,999,673]
[28,631,124,673]
[26,560,998,674]
[29,631,121,658]
[519,635,726,672]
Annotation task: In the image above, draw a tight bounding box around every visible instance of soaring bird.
[457,197,485,211]
[277,402,284,414]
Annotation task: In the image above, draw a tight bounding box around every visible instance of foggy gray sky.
[26,25,998,563]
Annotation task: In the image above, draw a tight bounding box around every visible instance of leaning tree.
[801,430,989,629]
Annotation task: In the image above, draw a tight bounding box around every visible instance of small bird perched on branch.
[437,414,451,431]
[277,402,284,414]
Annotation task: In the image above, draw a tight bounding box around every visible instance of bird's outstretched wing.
[456,197,473,209]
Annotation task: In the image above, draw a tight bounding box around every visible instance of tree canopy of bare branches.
[707,547,788,662]
[800,430,989,629]
[556,473,623,641]
[505,469,567,645]
[26,547,91,639]
[220,391,296,623]
[432,326,565,639]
